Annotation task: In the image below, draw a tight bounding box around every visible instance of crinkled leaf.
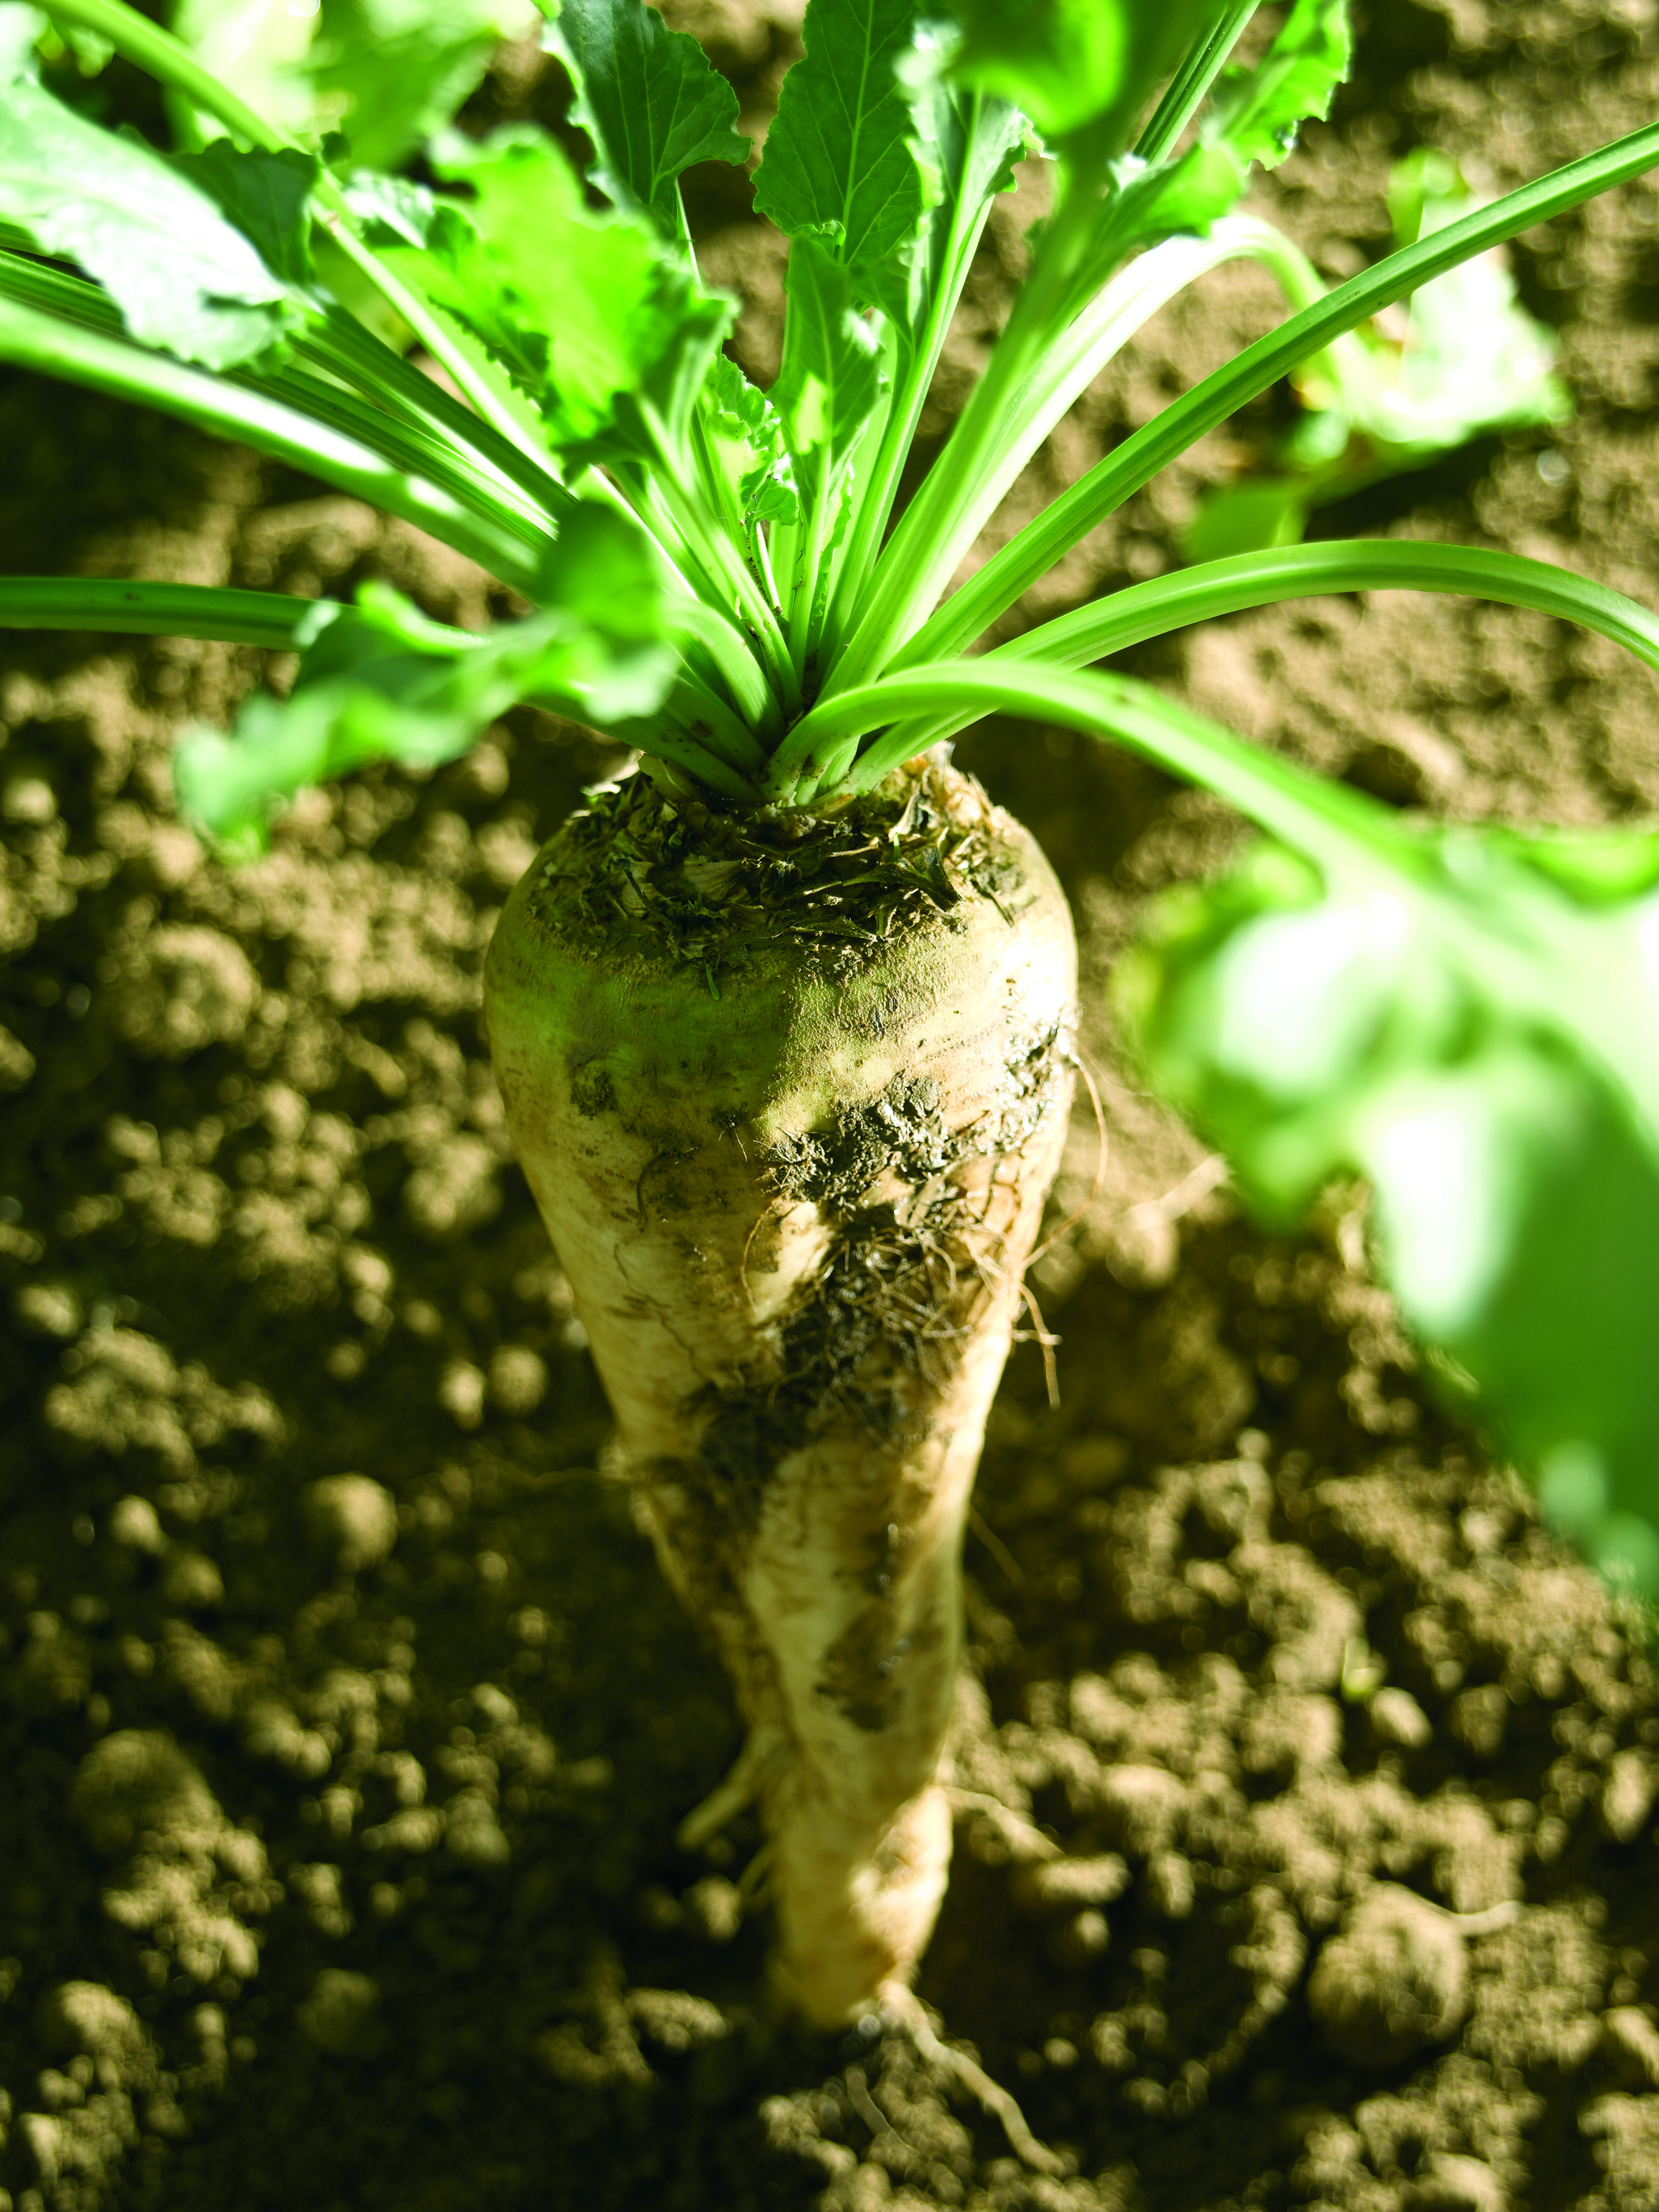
[942,0,1225,155]
[1119,820,1659,1601]
[173,143,321,288]
[307,0,538,171]
[1202,0,1349,173]
[338,170,440,249]
[388,127,731,459]
[702,352,801,529]
[543,0,749,236]
[753,0,926,296]
[771,233,885,497]
[175,506,677,850]
[0,74,307,367]
[864,20,1029,336]
[1359,150,1569,449]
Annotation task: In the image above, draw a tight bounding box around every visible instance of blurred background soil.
[3,2,1659,2207]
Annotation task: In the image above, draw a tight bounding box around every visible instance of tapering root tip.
[877,1984,1069,2178]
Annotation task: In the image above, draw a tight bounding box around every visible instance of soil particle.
[1307,1885,1474,2067]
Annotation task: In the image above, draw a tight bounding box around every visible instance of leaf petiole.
[895,113,1659,669]
[0,576,324,649]
[0,294,546,590]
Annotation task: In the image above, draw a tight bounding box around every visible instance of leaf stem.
[895,115,1659,668]
[802,540,1659,778]
[0,576,320,648]
[0,296,544,590]
[827,105,1002,646]
[1003,540,1659,678]
[772,660,1419,881]
[1134,1,1263,166]
[827,175,1103,696]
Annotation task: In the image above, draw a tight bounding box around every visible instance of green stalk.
[597,702,763,802]
[647,420,801,712]
[1133,1,1263,165]
[837,219,1282,676]
[669,599,778,737]
[827,176,1105,696]
[0,577,320,649]
[891,115,1659,671]
[42,0,545,462]
[254,360,556,545]
[302,309,573,522]
[779,659,1420,876]
[0,296,544,592]
[1001,540,1659,678]
[826,107,1003,645]
[664,665,771,775]
[783,541,1659,785]
[789,479,834,671]
[0,248,561,553]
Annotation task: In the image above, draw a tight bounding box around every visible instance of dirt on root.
[3,2,1659,2208]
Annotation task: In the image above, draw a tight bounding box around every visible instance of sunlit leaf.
[387,126,731,458]
[1202,0,1349,174]
[175,505,677,849]
[543,0,749,237]
[940,0,1224,155]
[702,352,802,530]
[173,142,321,288]
[771,233,885,497]
[754,0,926,293]
[0,71,308,367]
[1119,815,1659,1601]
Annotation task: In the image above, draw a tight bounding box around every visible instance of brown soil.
[3,4,1659,2208]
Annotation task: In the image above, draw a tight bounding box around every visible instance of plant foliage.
[4,0,1659,1601]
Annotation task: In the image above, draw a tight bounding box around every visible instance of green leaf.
[173,142,321,287]
[338,170,439,248]
[390,126,731,459]
[168,0,320,140]
[0,71,307,368]
[1178,477,1309,562]
[771,233,885,496]
[175,504,677,849]
[0,5,46,77]
[529,500,680,716]
[941,0,1225,155]
[308,0,535,172]
[543,0,749,238]
[753,0,926,294]
[169,0,536,164]
[863,20,1029,335]
[1358,150,1570,451]
[703,352,801,529]
[1104,139,1246,250]
[1067,0,1352,286]
[1119,820,1659,1602]
[1202,0,1349,173]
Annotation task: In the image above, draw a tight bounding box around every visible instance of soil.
[3,3,1659,2209]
